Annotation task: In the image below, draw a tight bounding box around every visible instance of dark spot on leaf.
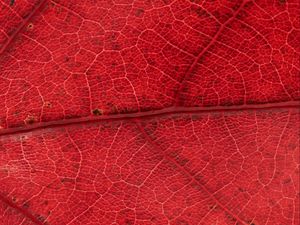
[92,108,103,116]
[238,187,245,192]
[112,43,121,50]
[150,217,157,222]
[225,212,236,221]
[240,23,249,31]
[64,114,78,119]
[165,24,172,30]
[287,143,296,151]
[44,101,52,108]
[269,199,276,206]
[191,114,201,121]
[36,214,46,222]
[61,177,75,183]
[192,6,206,18]
[23,202,30,209]
[22,12,30,19]
[236,11,246,20]
[125,219,133,225]
[27,23,33,30]
[244,1,254,8]
[119,107,135,114]
[25,115,35,124]
[109,33,117,41]
[283,178,291,184]
[147,58,156,66]
[176,156,189,166]
[12,197,17,202]
[195,174,203,182]
[135,8,144,17]
[110,105,118,114]
[9,0,15,6]
[278,0,285,4]
[190,182,201,191]
[246,220,255,225]
[169,151,179,158]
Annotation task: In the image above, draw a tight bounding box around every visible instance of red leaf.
[0,0,299,225]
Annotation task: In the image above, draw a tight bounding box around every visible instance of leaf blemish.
[135,8,144,17]
[92,108,103,116]
[36,214,46,222]
[27,23,34,30]
[23,202,30,208]
[44,101,52,108]
[25,115,35,124]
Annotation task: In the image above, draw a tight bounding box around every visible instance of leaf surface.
[0,0,299,224]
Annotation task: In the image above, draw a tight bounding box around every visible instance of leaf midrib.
[0,101,299,137]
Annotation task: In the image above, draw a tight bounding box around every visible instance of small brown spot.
[112,42,121,50]
[25,115,35,125]
[118,107,133,114]
[111,61,117,67]
[150,217,157,222]
[287,143,296,151]
[125,220,133,225]
[10,0,15,6]
[135,8,144,17]
[225,212,236,222]
[44,101,52,108]
[63,57,70,62]
[23,202,30,209]
[278,0,285,4]
[12,197,17,202]
[176,156,189,166]
[283,178,291,184]
[92,108,103,116]
[189,0,200,2]
[61,177,75,183]
[238,187,245,192]
[192,7,206,18]
[36,214,46,222]
[27,23,34,30]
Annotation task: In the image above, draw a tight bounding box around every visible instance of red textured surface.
[0,0,299,225]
